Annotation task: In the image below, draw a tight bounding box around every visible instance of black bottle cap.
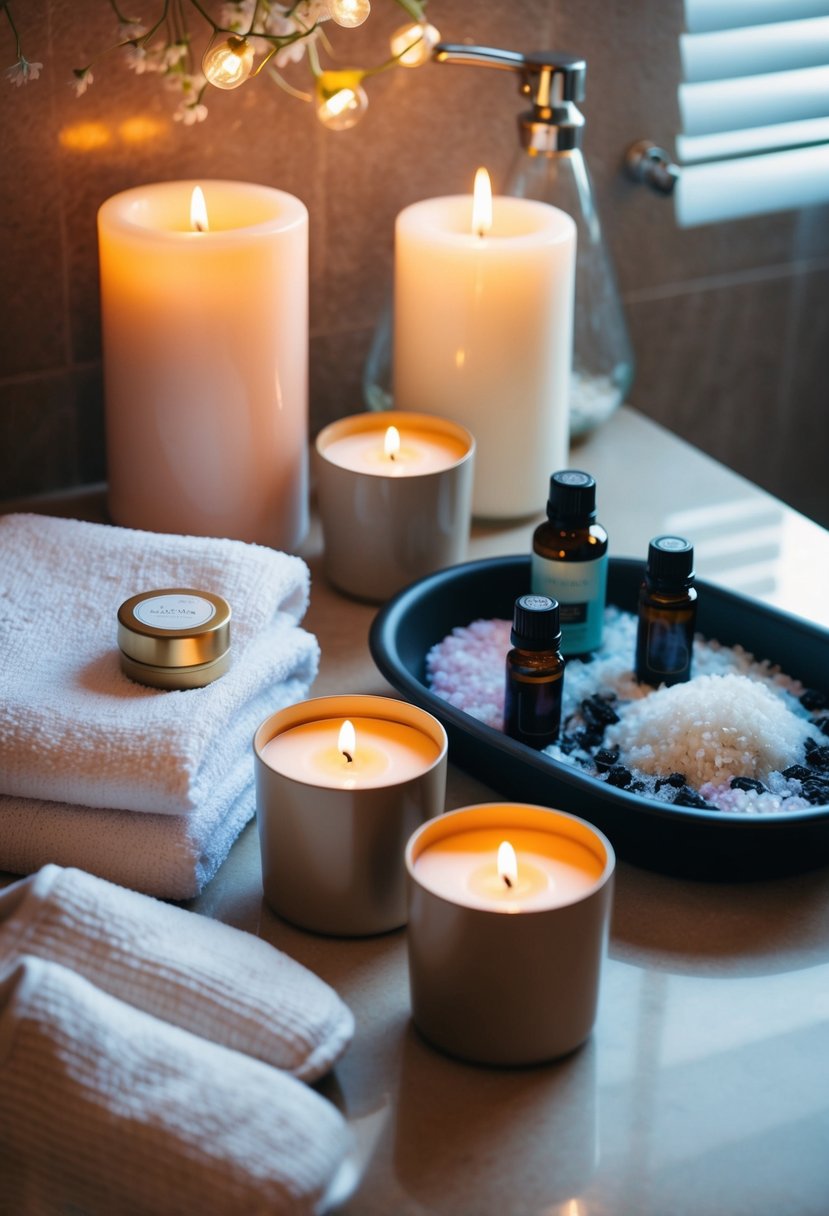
[646,535,695,587]
[546,470,597,525]
[511,594,562,650]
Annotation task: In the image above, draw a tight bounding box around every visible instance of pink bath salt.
[426,618,511,731]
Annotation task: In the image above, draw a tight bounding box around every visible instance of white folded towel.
[0,513,317,815]
[0,616,315,897]
[0,955,353,1215]
[0,864,354,1081]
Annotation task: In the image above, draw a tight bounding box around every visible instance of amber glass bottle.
[504,595,565,749]
[635,536,697,687]
[531,470,608,657]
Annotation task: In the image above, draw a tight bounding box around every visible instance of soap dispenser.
[362,44,635,438]
[436,44,634,437]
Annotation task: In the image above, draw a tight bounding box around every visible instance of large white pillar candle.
[394,175,576,519]
[98,179,309,549]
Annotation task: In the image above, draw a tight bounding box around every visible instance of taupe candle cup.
[405,803,615,1066]
[314,411,475,602]
[254,695,448,937]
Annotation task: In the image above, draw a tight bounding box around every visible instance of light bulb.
[202,36,255,90]
[328,0,371,28]
[316,72,368,130]
[390,21,440,68]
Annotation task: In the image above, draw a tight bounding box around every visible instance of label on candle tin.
[134,593,217,631]
[531,553,608,655]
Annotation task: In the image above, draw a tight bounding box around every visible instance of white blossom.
[174,100,208,124]
[71,67,94,96]
[5,56,42,86]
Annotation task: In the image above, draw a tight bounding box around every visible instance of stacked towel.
[0,955,354,1215]
[0,513,319,897]
[0,864,355,1081]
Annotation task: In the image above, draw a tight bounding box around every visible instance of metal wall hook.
[625,140,680,195]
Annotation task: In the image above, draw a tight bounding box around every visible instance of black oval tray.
[369,556,829,879]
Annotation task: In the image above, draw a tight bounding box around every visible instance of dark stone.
[577,730,604,752]
[818,719,829,738]
[656,771,687,790]
[673,787,717,810]
[594,747,620,772]
[581,695,620,729]
[730,776,767,793]
[801,779,829,806]
[805,741,829,771]
[558,735,580,756]
[800,689,828,712]
[605,765,633,789]
[782,764,813,782]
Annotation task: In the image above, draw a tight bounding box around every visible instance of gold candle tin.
[117,588,231,690]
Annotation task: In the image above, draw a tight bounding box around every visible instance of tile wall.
[1,0,827,525]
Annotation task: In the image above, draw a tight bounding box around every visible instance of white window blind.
[675,0,829,225]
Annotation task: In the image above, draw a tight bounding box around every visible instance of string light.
[328,0,372,29]
[389,21,440,68]
[315,71,369,130]
[202,35,255,90]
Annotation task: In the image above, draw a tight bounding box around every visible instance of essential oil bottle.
[531,470,608,657]
[635,535,698,687]
[504,595,565,749]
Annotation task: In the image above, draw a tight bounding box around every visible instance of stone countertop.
[5,406,829,1216]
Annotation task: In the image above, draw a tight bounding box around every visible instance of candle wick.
[502,874,513,889]
[388,451,396,462]
[343,750,353,764]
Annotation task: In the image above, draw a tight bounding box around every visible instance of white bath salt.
[603,673,813,787]
[425,607,826,815]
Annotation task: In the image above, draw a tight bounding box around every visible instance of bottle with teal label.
[531,470,608,657]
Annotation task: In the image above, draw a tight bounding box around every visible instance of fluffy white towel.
[0,619,314,897]
[0,864,354,1082]
[0,774,251,900]
[0,955,354,1216]
[0,512,318,814]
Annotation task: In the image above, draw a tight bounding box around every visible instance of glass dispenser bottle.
[363,44,634,438]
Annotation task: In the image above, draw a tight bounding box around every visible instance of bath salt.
[425,607,829,815]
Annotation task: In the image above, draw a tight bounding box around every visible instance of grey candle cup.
[405,804,615,1066]
[254,695,448,937]
[314,411,475,603]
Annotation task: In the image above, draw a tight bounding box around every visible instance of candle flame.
[190,186,209,233]
[384,425,401,462]
[497,840,518,889]
[472,167,492,238]
[338,719,356,763]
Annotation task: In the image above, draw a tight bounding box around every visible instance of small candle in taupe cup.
[314,411,475,602]
[405,803,615,1066]
[254,695,448,937]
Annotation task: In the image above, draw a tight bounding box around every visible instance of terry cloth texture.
[0,865,354,1082]
[0,955,353,1216]
[0,513,319,897]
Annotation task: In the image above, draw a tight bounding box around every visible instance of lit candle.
[254,696,448,936]
[314,411,475,601]
[259,714,442,789]
[406,804,615,1065]
[98,179,309,549]
[394,169,576,519]
[412,825,603,912]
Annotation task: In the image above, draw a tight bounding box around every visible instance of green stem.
[393,0,427,24]
[108,0,142,26]
[268,66,313,102]
[186,0,220,33]
[2,2,22,59]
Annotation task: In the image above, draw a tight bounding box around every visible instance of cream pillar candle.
[98,179,309,549]
[406,803,615,1065]
[394,173,576,519]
